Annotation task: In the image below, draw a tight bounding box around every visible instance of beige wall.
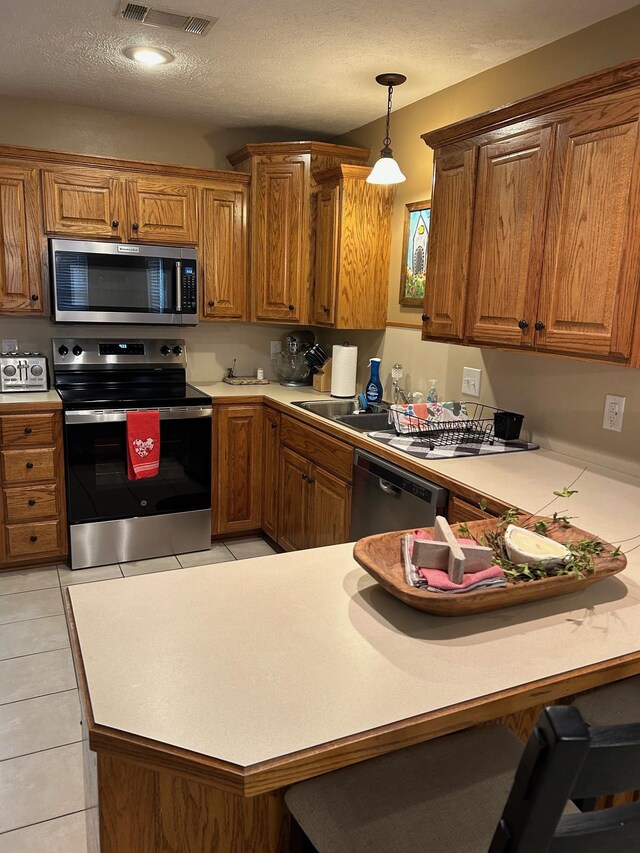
[337,5,640,478]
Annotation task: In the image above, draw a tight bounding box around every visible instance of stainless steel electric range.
[53,338,212,570]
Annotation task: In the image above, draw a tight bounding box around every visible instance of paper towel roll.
[331,344,358,398]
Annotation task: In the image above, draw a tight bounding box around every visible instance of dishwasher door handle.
[379,478,401,497]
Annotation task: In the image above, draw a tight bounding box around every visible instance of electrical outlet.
[603,394,625,432]
[2,339,18,353]
[462,367,482,397]
[270,340,282,359]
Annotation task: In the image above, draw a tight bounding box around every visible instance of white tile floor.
[0,535,277,852]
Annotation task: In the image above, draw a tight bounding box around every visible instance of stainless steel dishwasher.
[350,450,448,539]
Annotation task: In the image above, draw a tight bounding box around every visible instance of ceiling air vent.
[118,2,217,35]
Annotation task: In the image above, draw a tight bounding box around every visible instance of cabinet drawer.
[4,484,59,522]
[447,495,495,525]
[281,416,353,482]
[6,520,61,559]
[0,414,55,446]
[1,448,56,483]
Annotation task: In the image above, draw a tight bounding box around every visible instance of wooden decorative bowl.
[352,515,627,616]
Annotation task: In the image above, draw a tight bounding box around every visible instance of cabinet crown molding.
[227,140,370,168]
[314,164,374,184]
[422,57,640,149]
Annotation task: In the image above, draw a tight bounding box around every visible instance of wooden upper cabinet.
[466,126,554,347]
[200,185,248,320]
[536,94,640,359]
[0,166,43,313]
[42,167,122,239]
[313,165,394,330]
[422,148,477,342]
[312,181,340,325]
[252,157,308,323]
[126,177,197,244]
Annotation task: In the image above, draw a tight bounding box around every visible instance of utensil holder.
[312,359,332,393]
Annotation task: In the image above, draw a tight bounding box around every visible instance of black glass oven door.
[65,414,211,525]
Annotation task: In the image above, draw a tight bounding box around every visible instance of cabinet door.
[422,148,477,341]
[42,168,122,239]
[536,97,640,359]
[447,495,494,525]
[466,127,554,347]
[252,158,308,322]
[213,405,263,535]
[312,182,340,325]
[0,166,43,312]
[201,186,248,320]
[309,466,351,549]
[278,447,310,551]
[262,407,280,541]
[127,177,198,244]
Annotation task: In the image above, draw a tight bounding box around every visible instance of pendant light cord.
[383,85,393,148]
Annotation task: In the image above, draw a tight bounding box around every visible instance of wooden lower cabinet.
[262,408,280,541]
[0,407,67,568]
[447,494,495,525]
[213,405,263,536]
[309,467,351,549]
[278,447,310,551]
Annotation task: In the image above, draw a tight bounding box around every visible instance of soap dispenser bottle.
[366,358,383,404]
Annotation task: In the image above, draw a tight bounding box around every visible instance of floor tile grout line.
[0,611,67,625]
[0,735,83,764]
[0,643,70,663]
[0,687,78,707]
[0,807,90,836]
[0,586,62,599]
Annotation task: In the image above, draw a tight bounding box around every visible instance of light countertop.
[0,389,62,410]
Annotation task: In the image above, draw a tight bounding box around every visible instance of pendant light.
[366,73,407,185]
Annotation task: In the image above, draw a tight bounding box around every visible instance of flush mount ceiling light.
[367,72,407,185]
[123,46,175,66]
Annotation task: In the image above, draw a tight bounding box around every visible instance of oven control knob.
[58,345,69,356]
[3,364,16,377]
[31,364,44,376]
[160,345,171,357]
[72,345,83,357]
[172,345,183,356]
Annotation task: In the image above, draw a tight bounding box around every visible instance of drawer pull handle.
[132,222,139,231]
[422,313,430,322]
[271,422,278,429]
[518,319,529,330]
[301,473,308,481]
[30,535,38,543]
[24,427,32,435]
[288,304,295,311]
[26,461,34,469]
[307,478,315,485]
[28,499,36,506]
[31,294,39,302]
[111,219,119,228]
[535,320,545,331]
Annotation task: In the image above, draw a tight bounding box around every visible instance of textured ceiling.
[0,0,636,135]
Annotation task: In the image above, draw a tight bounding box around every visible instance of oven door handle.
[65,406,212,424]
[175,260,183,313]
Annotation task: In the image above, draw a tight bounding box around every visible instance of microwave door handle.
[175,260,182,313]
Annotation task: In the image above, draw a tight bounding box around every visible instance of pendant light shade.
[366,72,407,186]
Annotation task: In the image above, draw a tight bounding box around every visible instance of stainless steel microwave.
[50,239,198,325]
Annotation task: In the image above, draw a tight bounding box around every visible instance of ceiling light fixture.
[123,46,175,67]
[367,73,407,185]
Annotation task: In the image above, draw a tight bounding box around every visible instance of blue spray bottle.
[366,358,383,404]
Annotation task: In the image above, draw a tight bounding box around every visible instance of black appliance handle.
[175,260,183,313]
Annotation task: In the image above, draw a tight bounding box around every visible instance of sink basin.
[334,413,392,432]
[292,400,360,417]
[291,400,392,433]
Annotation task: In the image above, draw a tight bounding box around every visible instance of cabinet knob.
[307,478,315,485]
[30,535,38,543]
[28,498,36,506]
[322,305,330,314]
[111,220,119,229]
[31,294,39,302]
[518,319,529,330]
[271,422,278,430]
[288,304,295,311]
[208,300,215,308]
[535,320,545,331]
[132,223,139,231]
[24,426,32,435]
[422,313,430,322]
[301,473,308,481]
[26,461,34,469]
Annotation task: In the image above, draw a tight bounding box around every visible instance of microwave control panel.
[182,264,197,313]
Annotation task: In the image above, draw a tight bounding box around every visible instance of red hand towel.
[127,410,160,480]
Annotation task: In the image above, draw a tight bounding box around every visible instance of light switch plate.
[2,339,18,353]
[462,367,482,397]
[603,394,625,432]
[270,340,282,359]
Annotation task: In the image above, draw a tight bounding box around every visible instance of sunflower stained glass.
[399,199,431,306]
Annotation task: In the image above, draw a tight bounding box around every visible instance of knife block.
[312,359,332,393]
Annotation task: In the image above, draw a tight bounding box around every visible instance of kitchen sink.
[334,412,391,432]
[291,400,392,433]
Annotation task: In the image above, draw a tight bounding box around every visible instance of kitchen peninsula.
[66,440,640,852]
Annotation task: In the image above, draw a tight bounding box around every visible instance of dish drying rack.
[388,403,499,448]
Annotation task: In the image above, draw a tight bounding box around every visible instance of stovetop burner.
[57,382,210,411]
